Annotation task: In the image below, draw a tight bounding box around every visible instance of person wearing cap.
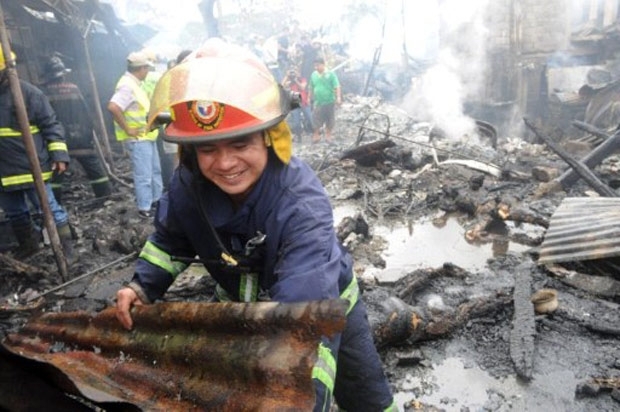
[114,38,397,412]
[0,45,75,262]
[41,54,112,204]
[308,56,342,143]
[107,51,163,218]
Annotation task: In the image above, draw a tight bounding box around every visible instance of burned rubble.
[1,97,620,410]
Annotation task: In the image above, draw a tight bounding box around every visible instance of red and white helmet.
[149,38,293,145]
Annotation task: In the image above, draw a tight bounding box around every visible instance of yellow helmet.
[148,38,298,164]
[0,45,16,71]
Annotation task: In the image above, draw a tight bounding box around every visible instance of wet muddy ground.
[1,99,619,411]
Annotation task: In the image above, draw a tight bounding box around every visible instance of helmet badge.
[188,100,225,131]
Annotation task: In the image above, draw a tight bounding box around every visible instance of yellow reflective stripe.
[138,241,188,278]
[0,126,40,136]
[48,141,68,152]
[340,275,359,315]
[239,273,258,302]
[383,400,399,412]
[124,109,143,117]
[1,171,53,186]
[312,342,336,394]
[89,176,110,184]
[117,115,143,128]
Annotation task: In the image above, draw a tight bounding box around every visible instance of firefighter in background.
[41,55,112,203]
[114,38,397,412]
[0,47,74,262]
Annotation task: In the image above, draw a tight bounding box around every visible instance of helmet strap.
[181,147,239,267]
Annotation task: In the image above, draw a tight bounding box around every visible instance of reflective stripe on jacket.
[112,73,158,142]
[0,80,69,191]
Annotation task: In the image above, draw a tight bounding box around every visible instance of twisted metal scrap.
[2,299,347,411]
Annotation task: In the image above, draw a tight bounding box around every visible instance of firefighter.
[41,55,112,203]
[114,38,397,411]
[0,46,74,262]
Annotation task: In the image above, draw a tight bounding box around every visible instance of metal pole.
[27,251,138,302]
[0,4,68,280]
[92,130,132,188]
[82,10,115,170]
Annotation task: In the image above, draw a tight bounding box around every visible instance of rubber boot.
[57,222,76,265]
[11,221,41,259]
[92,180,112,198]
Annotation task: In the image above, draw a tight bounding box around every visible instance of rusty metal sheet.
[538,197,620,264]
[1,300,347,411]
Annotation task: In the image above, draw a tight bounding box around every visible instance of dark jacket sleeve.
[132,190,197,302]
[23,81,69,164]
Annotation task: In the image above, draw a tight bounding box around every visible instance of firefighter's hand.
[115,287,144,330]
[52,161,67,174]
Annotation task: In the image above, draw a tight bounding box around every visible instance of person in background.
[155,49,194,191]
[107,51,163,218]
[299,35,321,82]
[139,48,177,192]
[41,54,112,204]
[308,57,341,143]
[114,38,397,412]
[0,46,74,262]
[282,67,313,142]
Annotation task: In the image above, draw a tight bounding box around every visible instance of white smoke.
[401,0,490,140]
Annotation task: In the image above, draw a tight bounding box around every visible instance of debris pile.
[1,96,619,411]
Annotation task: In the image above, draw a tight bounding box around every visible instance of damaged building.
[469,0,620,138]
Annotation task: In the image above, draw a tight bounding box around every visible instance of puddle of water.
[395,357,505,410]
[393,356,579,411]
[374,218,531,278]
[333,205,533,283]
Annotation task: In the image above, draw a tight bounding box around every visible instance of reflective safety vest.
[0,126,66,188]
[112,74,158,142]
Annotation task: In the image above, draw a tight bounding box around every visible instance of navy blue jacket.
[133,153,354,305]
[0,80,68,191]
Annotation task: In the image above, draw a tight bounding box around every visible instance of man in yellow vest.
[107,51,163,218]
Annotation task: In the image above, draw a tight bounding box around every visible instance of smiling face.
[195,132,268,204]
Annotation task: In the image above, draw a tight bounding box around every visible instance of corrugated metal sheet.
[538,197,620,264]
[1,300,347,411]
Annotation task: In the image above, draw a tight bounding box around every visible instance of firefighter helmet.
[148,38,297,163]
[43,55,71,82]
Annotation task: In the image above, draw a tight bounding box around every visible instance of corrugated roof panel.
[538,197,620,264]
[1,300,347,411]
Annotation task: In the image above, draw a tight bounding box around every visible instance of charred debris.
[1,95,620,409]
[0,0,620,410]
